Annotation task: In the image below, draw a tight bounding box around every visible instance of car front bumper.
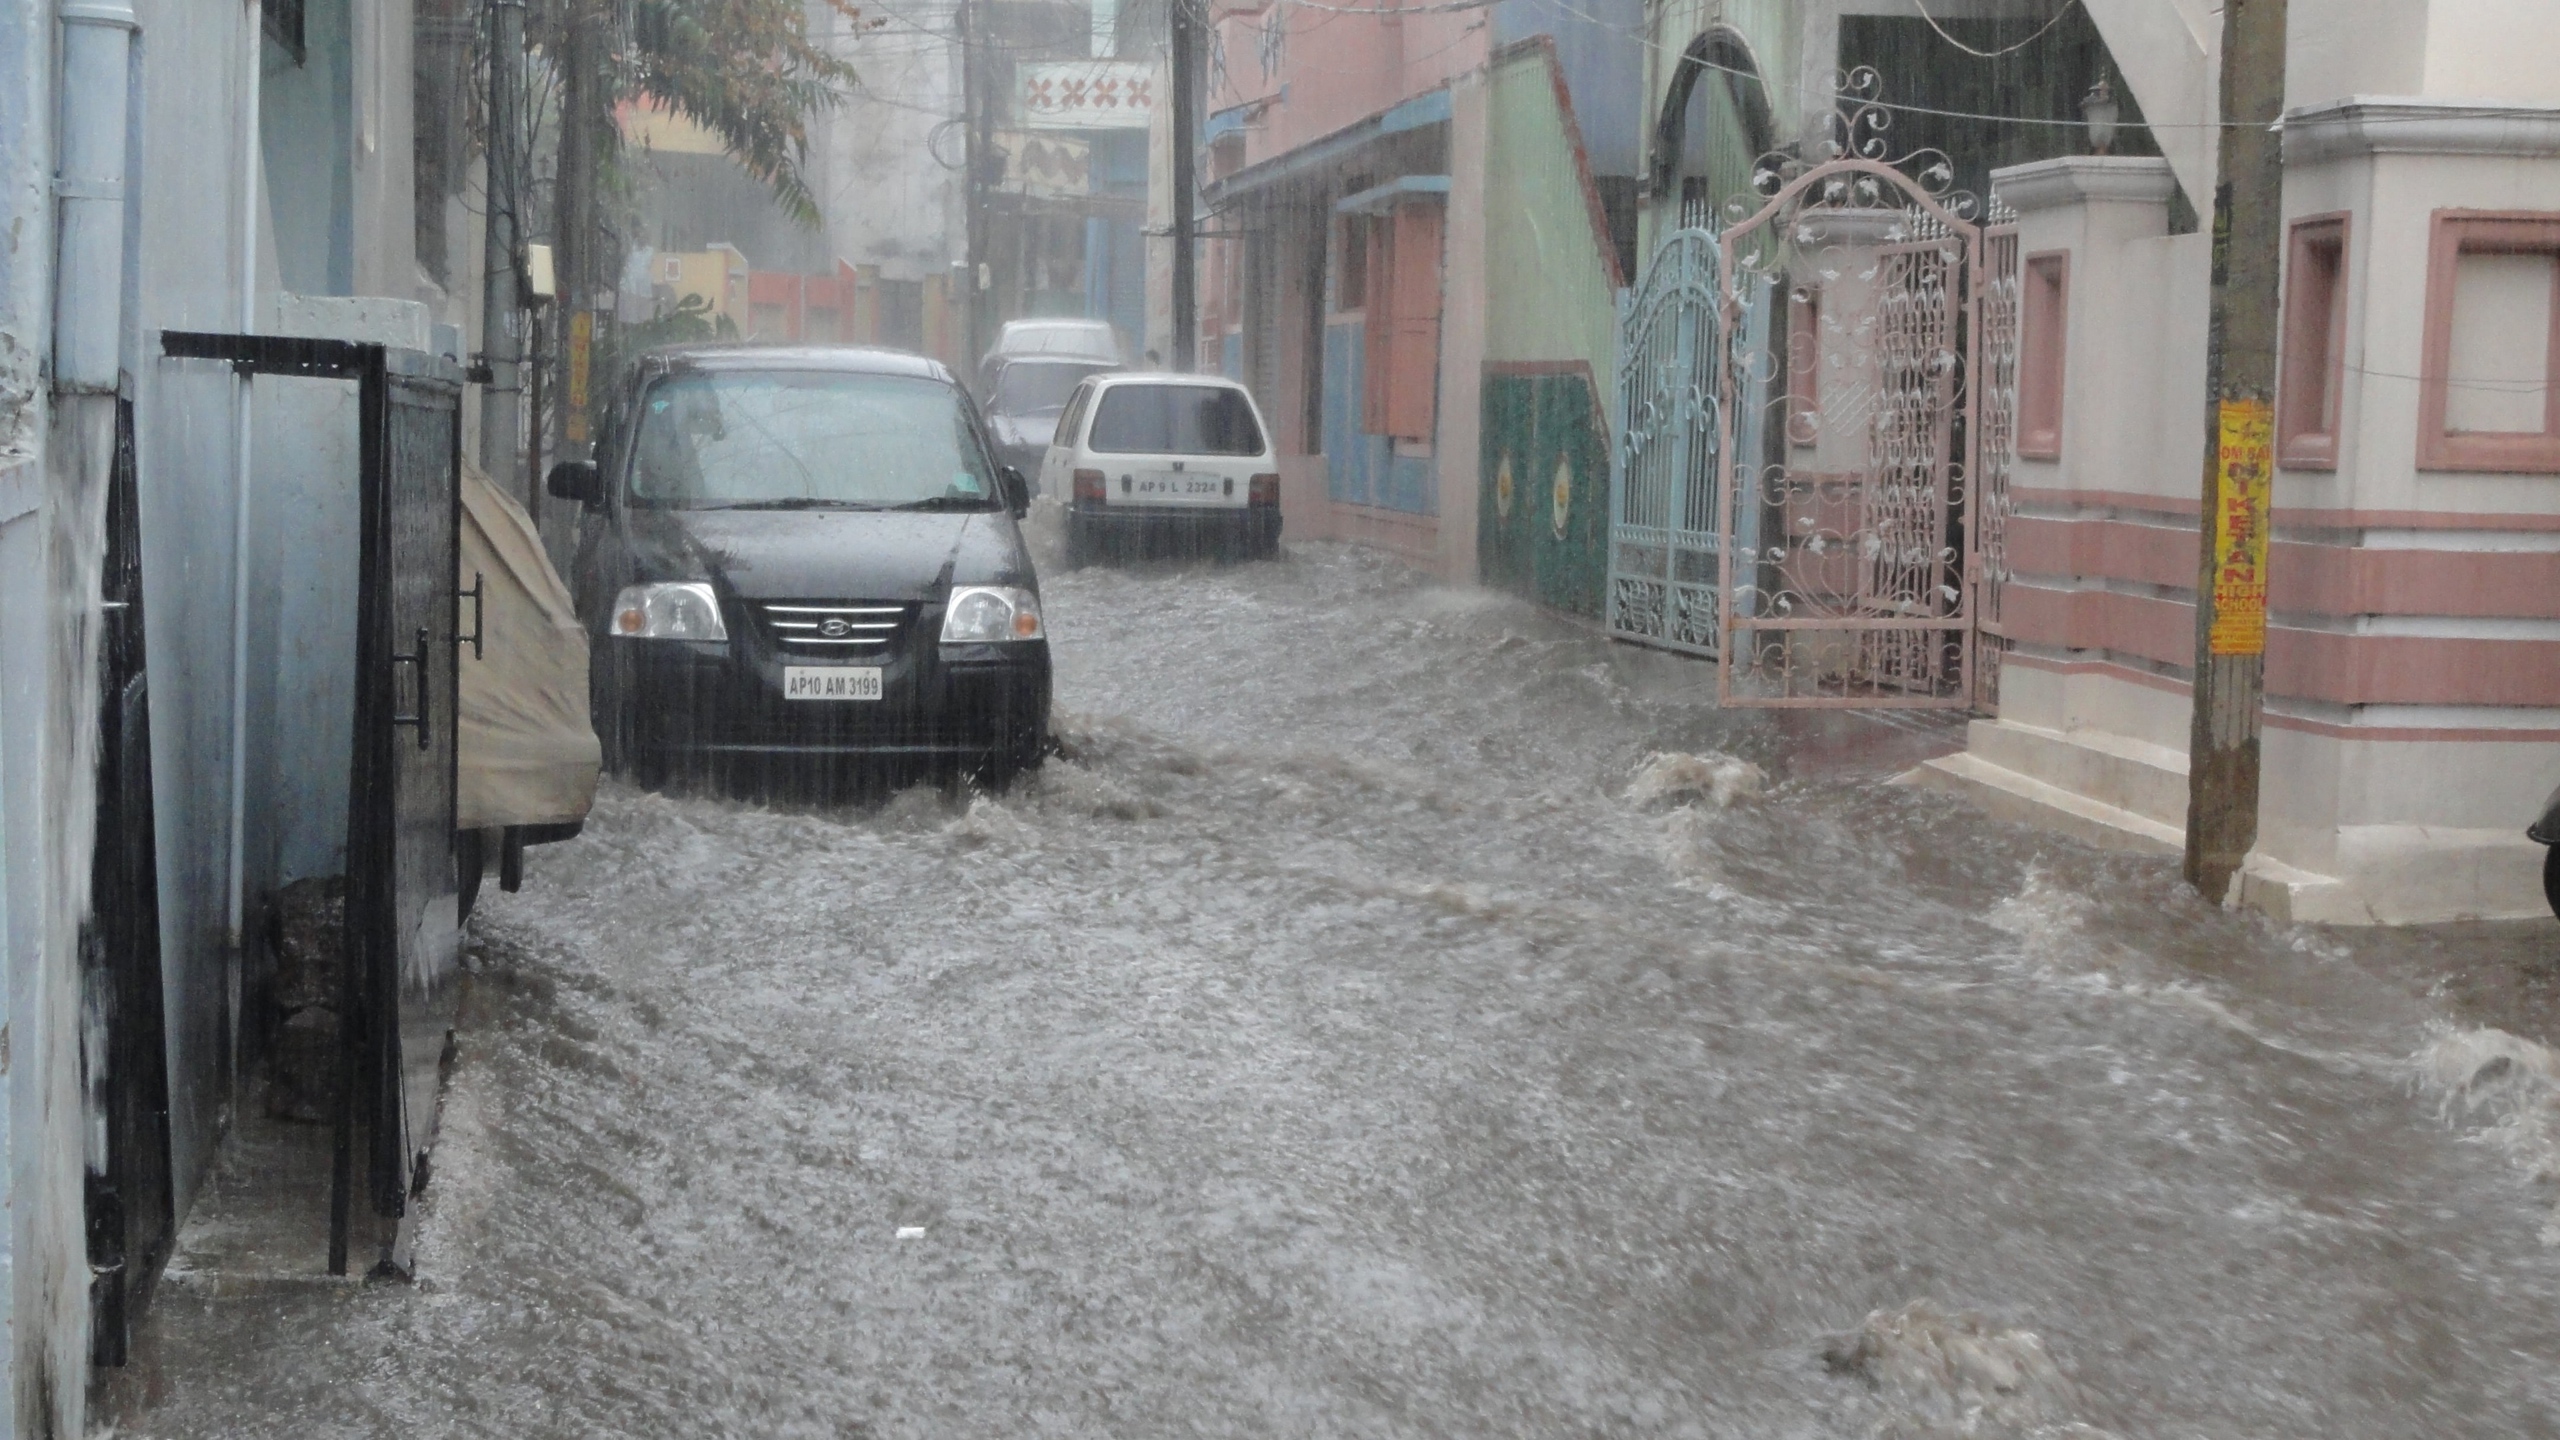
[608,635,1051,764]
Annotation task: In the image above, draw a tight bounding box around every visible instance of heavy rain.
[9,0,2560,1434]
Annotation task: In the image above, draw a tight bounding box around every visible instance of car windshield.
[626,369,997,510]
[1087,384,1265,456]
[991,362,1111,418]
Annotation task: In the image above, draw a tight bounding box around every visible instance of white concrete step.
[1900,749,2182,855]
[1960,719,2190,829]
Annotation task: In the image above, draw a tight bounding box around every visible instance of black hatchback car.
[549,346,1051,786]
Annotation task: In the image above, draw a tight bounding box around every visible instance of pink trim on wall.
[2269,541,2560,619]
[2278,213,2350,471]
[2018,251,2068,460]
[2001,583,2195,668]
[2271,509,2560,531]
[2010,517,2560,620]
[2010,582,2560,704]
[2005,516,2194,592]
[2267,630,2560,708]
[2418,209,2560,474]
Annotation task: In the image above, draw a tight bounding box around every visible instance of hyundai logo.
[819,618,853,638]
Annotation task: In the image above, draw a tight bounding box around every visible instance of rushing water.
[116,543,2560,1438]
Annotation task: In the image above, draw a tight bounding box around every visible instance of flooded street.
[117,544,2560,1438]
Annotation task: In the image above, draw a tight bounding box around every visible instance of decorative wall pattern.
[1478,364,1610,616]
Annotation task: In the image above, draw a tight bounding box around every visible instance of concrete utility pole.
[2182,0,2288,902]
[1168,0,1198,371]
[557,0,603,458]
[479,0,526,487]
[961,0,993,369]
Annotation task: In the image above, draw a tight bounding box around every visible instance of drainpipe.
[223,0,260,1059]
[52,0,134,395]
[50,0,136,1423]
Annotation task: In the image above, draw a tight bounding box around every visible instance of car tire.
[977,710,1050,790]
[1064,516,1097,569]
[2544,844,2560,921]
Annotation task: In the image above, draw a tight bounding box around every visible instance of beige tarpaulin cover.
[458,460,601,830]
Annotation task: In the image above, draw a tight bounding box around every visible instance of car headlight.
[610,582,728,641]
[940,585,1044,643]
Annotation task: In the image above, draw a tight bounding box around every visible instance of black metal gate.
[85,394,176,1366]
[337,348,466,1276]
[158,334,467,1277]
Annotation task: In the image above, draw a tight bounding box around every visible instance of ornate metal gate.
[1606,72,2019,709]
[1605,229,1724,653]
[1710,131,2018,706]
[1973,221,2022,712]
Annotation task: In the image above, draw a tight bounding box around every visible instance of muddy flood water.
[111,543,2560,1438]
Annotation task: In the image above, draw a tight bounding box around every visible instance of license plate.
[783,666,883,701]
[1132,472,1225,498]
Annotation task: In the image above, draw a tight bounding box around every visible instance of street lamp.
[2081,72,2121,156]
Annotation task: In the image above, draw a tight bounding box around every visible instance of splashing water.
[1823,1299,2113,1440]
[1625,750,1767,809]
[2411,1024,2560,1244]
[101,545,2560,1438]
[1985,863,2096,959]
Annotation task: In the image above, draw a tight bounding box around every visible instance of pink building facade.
[1918,3,2560,924]
[1185,0,1643,586]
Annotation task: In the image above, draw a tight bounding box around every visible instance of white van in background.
[1039,373,1281,564]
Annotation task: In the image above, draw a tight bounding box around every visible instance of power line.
[1906,0,2081,60]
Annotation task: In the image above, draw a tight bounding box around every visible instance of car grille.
[755,600,916,655]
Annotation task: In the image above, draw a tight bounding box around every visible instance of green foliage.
[534,0,872,223]
[620,291,738,351]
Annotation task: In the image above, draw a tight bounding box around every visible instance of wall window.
[2018,251,2069,460]
[2278,215,2349,469]
[1356,201,1445,442]
[2420,210,2560,473]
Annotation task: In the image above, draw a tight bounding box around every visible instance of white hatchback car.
[1039,373,1281,562]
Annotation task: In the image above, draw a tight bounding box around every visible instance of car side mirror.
[998,465,1031,517]
[547,459,603,509]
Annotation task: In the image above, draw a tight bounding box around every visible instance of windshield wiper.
[697,498,881,511]
[888,495,997,511]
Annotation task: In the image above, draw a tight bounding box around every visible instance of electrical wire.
[1907,0,2081,60]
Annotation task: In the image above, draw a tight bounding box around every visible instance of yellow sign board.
[566,311,593,444]
[2207,398,2273,656]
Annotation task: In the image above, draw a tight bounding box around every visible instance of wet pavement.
[109,542,2560,1438]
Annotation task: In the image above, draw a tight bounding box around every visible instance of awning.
[1203,87,1452,204]
[1334,174,1451,213]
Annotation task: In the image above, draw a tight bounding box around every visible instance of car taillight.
[1248,473,1280,506]
[1073,468,1106,503]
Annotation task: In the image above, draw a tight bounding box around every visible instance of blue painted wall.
[1321,320,1435,514]
[1087,133,1148,351]
[258,0,355,295]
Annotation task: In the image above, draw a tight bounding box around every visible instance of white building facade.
[1924,0,2560,923]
